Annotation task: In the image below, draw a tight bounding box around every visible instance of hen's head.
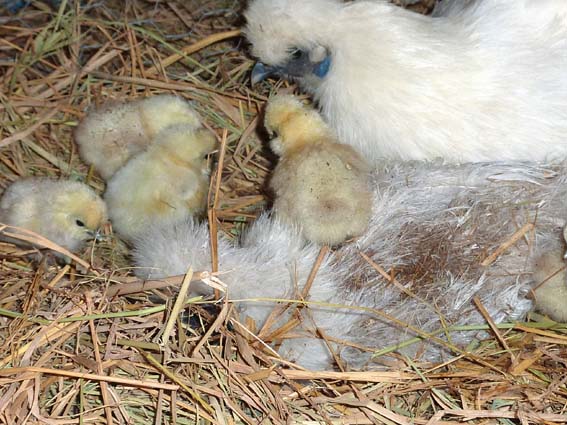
[244,0,342,86]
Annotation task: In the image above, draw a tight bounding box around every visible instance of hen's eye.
[289,49,302,60]
[75,219,85,227]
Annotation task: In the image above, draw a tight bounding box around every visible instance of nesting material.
[532,227,567,322]
[265,94,372,245]
[75,94,201,180]
[0,178,107,253]
[105,124,216,242]
[6,1,567,423]
[134,160,567,370]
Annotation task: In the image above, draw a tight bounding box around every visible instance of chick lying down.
[265,95,372,245]
[134,160,567,370]
[105,124,216,242]
[75,94,201,180]
[0,178,107,259]
[532,227,567,322]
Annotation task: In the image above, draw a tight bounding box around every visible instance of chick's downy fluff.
[245,0,567,163]
[105,124,216,241]
[265,95,371,245]
[134,160,567,370]
[0,178,107,252]
[532,226,567,322]
[75,95,201,180]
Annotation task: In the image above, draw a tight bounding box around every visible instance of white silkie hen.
[265,94,372,245]
[245,0,567,163]
[0,178,107,254]
[133,160,567,370]
[75,95,201,180]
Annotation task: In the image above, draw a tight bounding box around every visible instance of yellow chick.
[265,94,372,246]
[0,178,107,253]
[75,94,202,180]
[104,124,216,242]
[532,227,567,322]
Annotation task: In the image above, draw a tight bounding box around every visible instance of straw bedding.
[0,1,566,424]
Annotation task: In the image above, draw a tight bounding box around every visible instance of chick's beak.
[87,229,105,242]
[251,62,279,85]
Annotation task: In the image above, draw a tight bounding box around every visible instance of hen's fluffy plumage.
[134,160,567,370]
[0,178,107,253]
[245,0,567,163]
[75,95,201,180]
[104,124,216,241]
[265,95,371,245]
[532,227,567,322]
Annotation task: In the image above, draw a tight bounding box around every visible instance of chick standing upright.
[75,95,201,180]
[265,94,371,246]
[104,124,216,242]
[0,178,107,253]
[532,226,567,322]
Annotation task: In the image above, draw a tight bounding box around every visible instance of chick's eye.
[75,219,85,227]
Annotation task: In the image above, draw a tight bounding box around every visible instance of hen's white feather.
[133,160,567,370]
[245,0,567,163]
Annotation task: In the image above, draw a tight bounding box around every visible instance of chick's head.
[140,95,202,138]
[265,94,332,156]
[148,124,216,168]
[50,182,108,250]
[245,0,340,85]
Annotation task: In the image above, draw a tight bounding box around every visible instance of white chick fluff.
[531,227,567,322]
[75,94,201,180]
[134,160,567,370]
[265,94,371,245]
[104,124,216,242]
[245,0,567,163]
[0,178,107,253]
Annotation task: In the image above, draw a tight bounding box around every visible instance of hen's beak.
[251,62,279,85]
[251,54,332,85]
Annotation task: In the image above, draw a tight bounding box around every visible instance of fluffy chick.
[75,94,201,180]
[532,227,567,322]
[0,178,107,253]
[104,124,216,242]
[265,94,371,245]
[246,0,567,163]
